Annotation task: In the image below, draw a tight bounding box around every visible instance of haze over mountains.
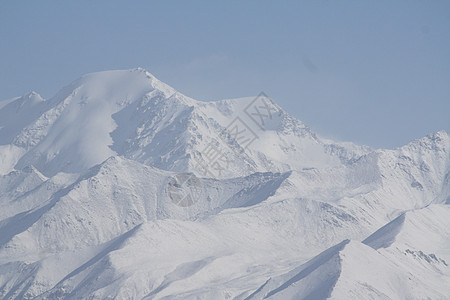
[0,68,449,299]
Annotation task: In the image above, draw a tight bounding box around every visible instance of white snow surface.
[0,68,449,299]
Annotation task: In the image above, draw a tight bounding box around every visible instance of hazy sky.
[1,1,449,148]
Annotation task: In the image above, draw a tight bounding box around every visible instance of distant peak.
[25,91,44,101]
[431,130,449,139]
[128,67,157,79]
[18,91,45,105]
[131,66,150,74]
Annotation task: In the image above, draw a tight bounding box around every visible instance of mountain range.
[0,68,449,299]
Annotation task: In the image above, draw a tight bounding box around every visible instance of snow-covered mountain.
[0,68,448,299]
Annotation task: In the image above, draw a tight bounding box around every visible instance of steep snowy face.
[11,69,179,176]
[375,131,450,209]
[189,97,361,178]
[0,92,46,145]
[0,92,47,175]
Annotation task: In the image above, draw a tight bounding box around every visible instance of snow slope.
[248,205,450,299]
[0,68,448,299]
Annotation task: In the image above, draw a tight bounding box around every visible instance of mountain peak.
[24,91,44,102]
[71,68,177,101]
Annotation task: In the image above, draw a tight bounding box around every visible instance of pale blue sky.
[1,1,449,148]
